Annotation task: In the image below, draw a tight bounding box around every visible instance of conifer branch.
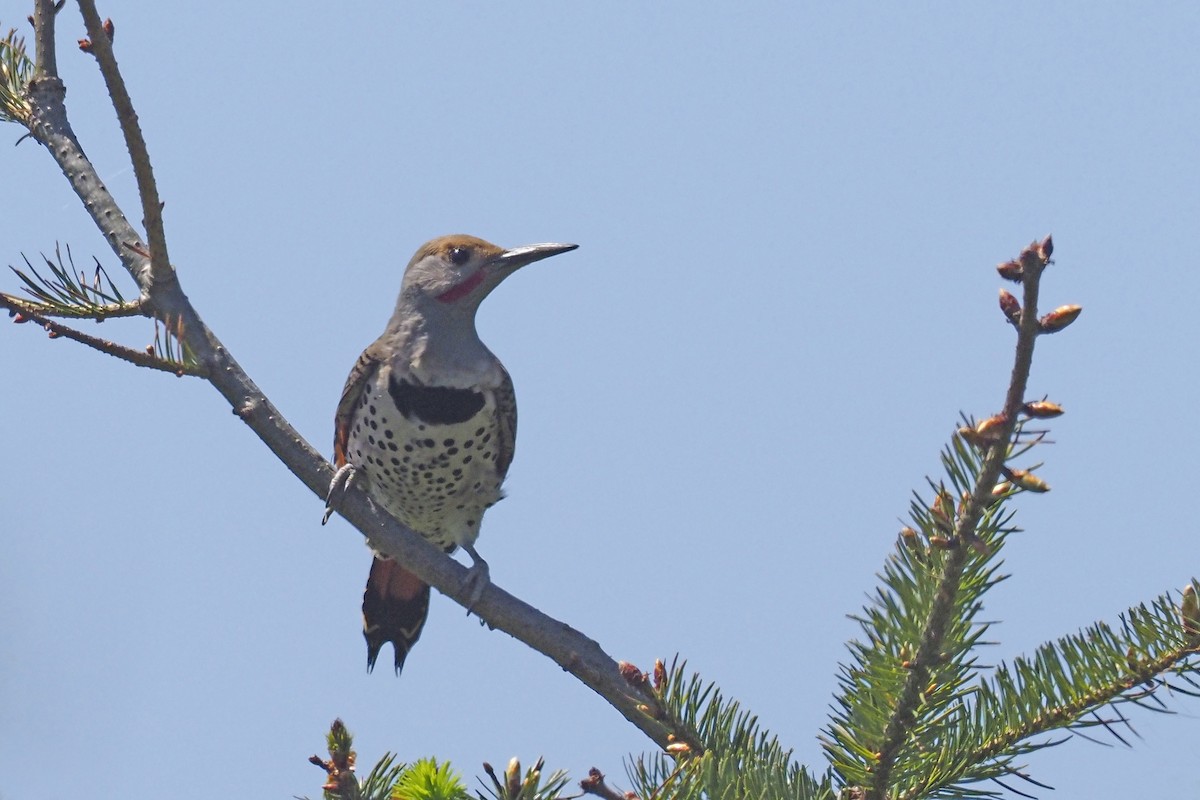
[30,0,59,80]
[7,245,142,319]
[967,592,1200,767]
[865,239,1054,800]
[0,293,203,376]
[24,3,154,294]
[76,0,171,288]
[628,658,830,800]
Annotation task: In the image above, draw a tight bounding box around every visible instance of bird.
[324,234,577,673]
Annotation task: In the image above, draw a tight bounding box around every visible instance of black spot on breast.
[389,376,485,425]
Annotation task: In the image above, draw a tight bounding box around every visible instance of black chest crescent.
[388,375,486,425]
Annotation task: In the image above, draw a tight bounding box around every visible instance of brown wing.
[333,341,386,467]
[493,364,518,478]
[334,340,434,674]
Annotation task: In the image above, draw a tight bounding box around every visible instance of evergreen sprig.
[392,757,468,800]
[1,244,203,373]
[627,659,830,800]
[7,243,137,318]
[969,588,1200,757]
[478,757,568,800]
[823,424,1022,799]
[0,26,32,124]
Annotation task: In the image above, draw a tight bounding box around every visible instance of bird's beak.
[491,242,579,271]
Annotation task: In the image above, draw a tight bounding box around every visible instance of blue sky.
[3,3,1199,799]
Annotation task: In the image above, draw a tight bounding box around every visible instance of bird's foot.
[462,545,491,615]
[322,463,357,525]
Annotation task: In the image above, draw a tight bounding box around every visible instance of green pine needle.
[389,758,465,800]
[629,659,830,800]
[0,27,33,125]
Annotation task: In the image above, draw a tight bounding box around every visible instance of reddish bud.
[930,492,953,531]
[77,37,92,52]
[1038,235,1054,261]
[618,661,647,688]
[103,18,114,41]
[973,414,1008,444]
[1039,304,1082,333]
[652,658,666,691]
[580,769,602,791]
[996,259,1023,282]
[900,527,927,560]
[928,534,953,549]
[1023,400,1064,418]
[13,312,30,323]
[998,289,1021,325]
[957,425,984,448]
[1018,242,1045,271]
[1003,467,1050,493]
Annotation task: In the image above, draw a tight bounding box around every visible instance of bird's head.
[400,234,577,314]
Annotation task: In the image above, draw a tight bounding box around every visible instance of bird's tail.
[362,556,430,674]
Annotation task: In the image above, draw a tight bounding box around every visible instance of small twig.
[76,1,171,289]
[22,56,152,294]
[31,0,59,78]
[0,294,206,376]
[0,290,143,319]
[580,768,634,800]
[308,754,359,800]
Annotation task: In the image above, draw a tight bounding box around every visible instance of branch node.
[234,398,259,419]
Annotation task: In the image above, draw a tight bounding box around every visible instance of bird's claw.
[322,463,357,525]
[462,545,491,615]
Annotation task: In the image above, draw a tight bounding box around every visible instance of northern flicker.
[325,234,577,673]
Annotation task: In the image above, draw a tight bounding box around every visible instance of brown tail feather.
[362,557,430,674]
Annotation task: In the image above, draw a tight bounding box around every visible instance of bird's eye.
[448,246,471,266]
